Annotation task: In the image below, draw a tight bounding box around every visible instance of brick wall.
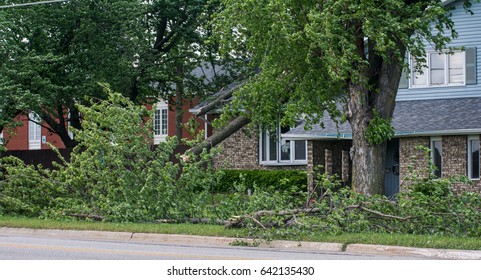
[399,136,481,194]
[443,135,480,193]
[213,127,305,171]
[3,114,65,151]
[399,137,430,189]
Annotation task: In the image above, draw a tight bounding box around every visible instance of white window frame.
[467,135,480,180]
[67,111,74,140]
[153,101,168,144]
[259,124,307,166]
[430,137,442,178]
[0,130,3,144]
[28,112,42,150]
[410,50,466,88]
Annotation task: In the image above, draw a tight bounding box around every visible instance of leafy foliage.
[0,92,479,238]
[237,157,481,239]
[0,89,220,222]
[365,110,395,146]
[0,0,240,146]
[214,0,479,194]
[214,170,307,193]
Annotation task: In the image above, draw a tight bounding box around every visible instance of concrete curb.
[1,227,480,259]
[345,244,481,260]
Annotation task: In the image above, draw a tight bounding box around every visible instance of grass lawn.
[1,215,480,251]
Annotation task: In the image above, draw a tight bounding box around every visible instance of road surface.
[0,233,426,260]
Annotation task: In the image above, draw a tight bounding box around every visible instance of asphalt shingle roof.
[285,97,481,139]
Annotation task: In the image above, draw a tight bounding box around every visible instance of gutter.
[282,128,481,141]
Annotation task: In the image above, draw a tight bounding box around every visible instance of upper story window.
[153,101,168,144]
[0,130,3,144]
[468,135,480,180]
[399,47,476,89]
[411,51,465,88]
[260,124,307,165]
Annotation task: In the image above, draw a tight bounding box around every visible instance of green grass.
[1,215,480,251]
[0,216,247,238]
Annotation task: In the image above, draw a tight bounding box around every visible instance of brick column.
[325,149,333,175]
[341,150,350,183]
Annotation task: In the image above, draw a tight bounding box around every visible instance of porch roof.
[283,97,481,140]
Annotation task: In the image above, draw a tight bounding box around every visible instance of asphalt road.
[0,233,425,260]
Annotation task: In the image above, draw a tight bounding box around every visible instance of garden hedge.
[215,169,308,193]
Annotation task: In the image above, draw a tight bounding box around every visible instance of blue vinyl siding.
[397,0,481,101]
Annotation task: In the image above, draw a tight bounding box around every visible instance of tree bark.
[348,83,386,195]
[348,49,404,196]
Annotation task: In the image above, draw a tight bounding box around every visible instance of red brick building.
[1,99,210,151]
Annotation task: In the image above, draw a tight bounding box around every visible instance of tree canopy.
[0,0,239,146]
[215,0,477,194]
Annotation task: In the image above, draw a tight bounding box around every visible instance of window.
[153,102,168,144]
[260,124,307,165]
[28,112,41,150]
[468,136,480,180]
[67,111,74,140]
[411,50,465,87]
[0,130,3,144]
[430,137,442,178]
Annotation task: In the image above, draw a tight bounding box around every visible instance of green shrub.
[215,169,307,193]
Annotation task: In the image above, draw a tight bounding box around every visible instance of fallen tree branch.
[246,215,266,229]
[155,218,229,225]
[225,208,322,228]
[194,81,246,117]
[186,115,252,157]
[346,205,412,221]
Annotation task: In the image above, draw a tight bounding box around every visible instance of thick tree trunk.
[348,84,387,195]
[348,50,404,196]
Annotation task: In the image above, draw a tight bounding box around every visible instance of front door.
[384,139,400,199]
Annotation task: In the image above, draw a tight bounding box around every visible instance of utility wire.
[0,0,68,9]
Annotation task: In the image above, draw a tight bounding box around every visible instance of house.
[0,98,209,151]
[193,0,481,196]
[1,113,67,151]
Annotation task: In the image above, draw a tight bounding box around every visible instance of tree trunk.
[348,50,404,196]
[348,84,386,195]
[40,108,77,148]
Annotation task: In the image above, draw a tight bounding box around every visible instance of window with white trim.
[67,111,74,140]
[28,112,41,150]
[0,130,3,144]
[411,50,465,87]
[468,135,480,180]
[153,102,168,144]
[260,125,307,165]
[430,137,442,178]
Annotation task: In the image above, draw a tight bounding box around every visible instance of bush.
[215,169,307,193]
